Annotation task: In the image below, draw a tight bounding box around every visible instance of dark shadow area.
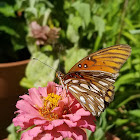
[0,96,19,139]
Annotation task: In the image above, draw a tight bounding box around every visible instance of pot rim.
[0,59,30,68]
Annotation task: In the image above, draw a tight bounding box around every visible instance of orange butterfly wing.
[69,44,131,74]
[59,44,131,116]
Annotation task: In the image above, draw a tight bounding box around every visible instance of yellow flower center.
[38,93,61,121]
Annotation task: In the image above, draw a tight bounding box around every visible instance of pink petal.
[56,124,87,139]
[52,131,63,140]
[70,103,81,114]
[56,88,63,96]
[55,84,63,95]
[54,137,63,140]
[21,131,34,140]
[71,127,87,140]
[75,108,90,116]
[28,126,43,137]
[77,116,96,132]
[52,119,64,127]
[20,94,34,106]
[34,119,48,125]
[38,87,47,97]
[29,88,43,107]
[39,133,53,140]
[13,113,37,129]
[16,100,40,116]
[60,97,69,105]
[63,114,81,122]
[52,107,63,116]
[56,124,72,138]
[58,100,65,108]
[47,82,57,94]
[43,123,54,130]
[64,119,77,127]
[33,130,53,140]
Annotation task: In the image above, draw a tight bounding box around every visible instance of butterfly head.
[56,71,64,78]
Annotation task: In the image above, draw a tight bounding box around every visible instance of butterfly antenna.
[33,58,57,72]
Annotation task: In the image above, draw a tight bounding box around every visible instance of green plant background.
[1,0,140,140]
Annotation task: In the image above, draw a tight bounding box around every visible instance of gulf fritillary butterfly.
[56,44,131,116]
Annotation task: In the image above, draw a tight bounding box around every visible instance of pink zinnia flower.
[30,21,60,45]
[13,82,96,140]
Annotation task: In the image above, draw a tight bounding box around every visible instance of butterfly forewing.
[69,44,131,74]
[57,44,131,116]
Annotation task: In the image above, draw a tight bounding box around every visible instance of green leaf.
[11,38,25,51]
[40,45,53,52]
[66,15,82,43]
[21,52,59,88]
[129,109,140,117]
[0,2,15,17]
[129,29,140,34]
[26,37,38,54]
[86,129,92,139]
[92,128,105,140]
[115,72,140,91]
[117,94,140,108]
[20,77,34,89]
[115,118,129,126]
[106,108,117,116]
[72,1,91,26]
[0,26,19,37]
[93,15,105,37]
[65,45,89,73]
[122,31,138,44]
[7,123,22,140]
[66,23,79,43]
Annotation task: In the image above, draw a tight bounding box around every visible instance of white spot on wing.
[80,96,86,104]
[98,111,101,116]
[72,80,79,83]
[106,78,115,82]
[98,105,103,111]
[100,98,104,102]
[80,84,89,90]
[88,95,94,101]
[112,73,119,78]
[99,81,108,86]
[100,103,104,108]
[78,64,82,68]
[64,79,71,84]
[92,112,96,116]
[89,104,96,115]
[96,97,104,104]
[71,85,87,92]
[90,87,98,93]
[84,64,87,68]
[91,84,100,92]
[102,90,106,94]
[69,87,78,93]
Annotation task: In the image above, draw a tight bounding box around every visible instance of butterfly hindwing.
[64,71,116,116]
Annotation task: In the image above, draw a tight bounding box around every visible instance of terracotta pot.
[0,59,29,98]
[106,132,120,140]
[0,59,29,139]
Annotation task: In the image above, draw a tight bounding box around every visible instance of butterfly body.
[56,45,131,116]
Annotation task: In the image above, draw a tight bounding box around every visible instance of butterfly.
[56,44,131,116]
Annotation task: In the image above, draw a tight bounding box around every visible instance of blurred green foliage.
[0,0,30,62]
[2,0,140,139]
